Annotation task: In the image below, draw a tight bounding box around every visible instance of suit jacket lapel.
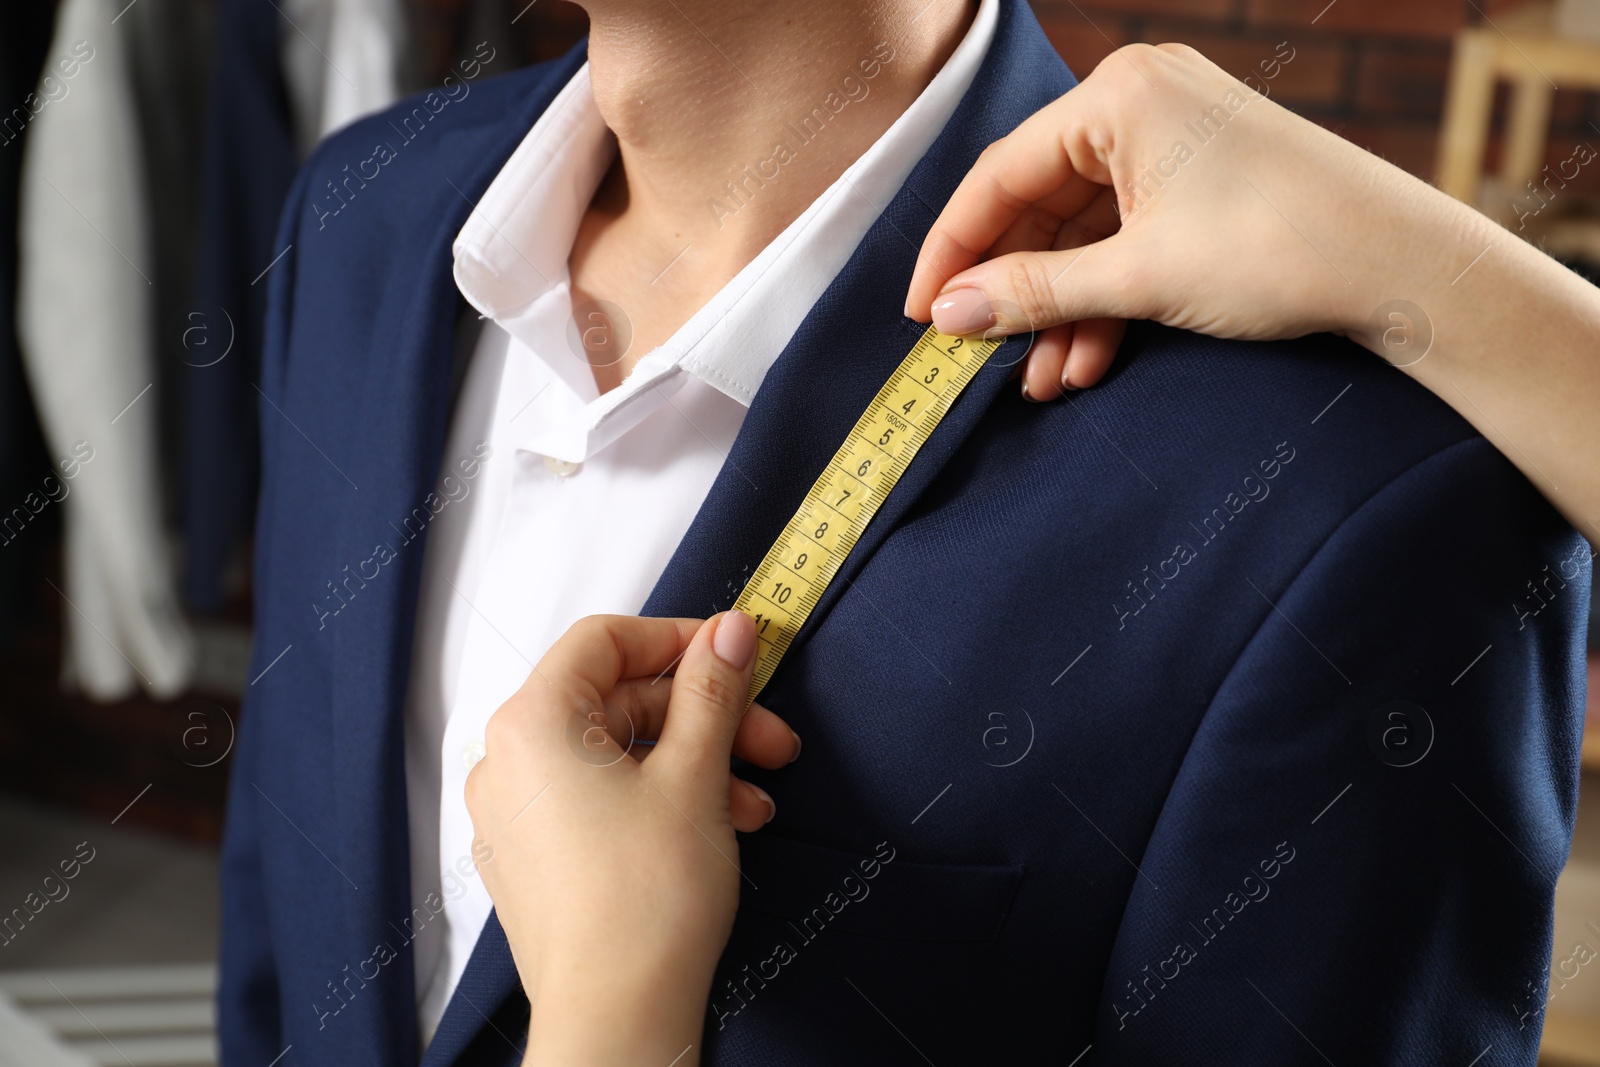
[436,2,1077,1059]
[639,0,1074,638]
[320,45,587,1066]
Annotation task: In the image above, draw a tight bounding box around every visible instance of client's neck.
[570,0,974,379]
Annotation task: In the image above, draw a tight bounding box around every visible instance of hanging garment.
[16,0,194,699]
[183,0,299,613]
[277,0,337,158]
[320,0,416,140]
[124,0,213,529]
[280,0,416,155]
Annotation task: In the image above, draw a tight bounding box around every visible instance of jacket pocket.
[737,832,1025,944]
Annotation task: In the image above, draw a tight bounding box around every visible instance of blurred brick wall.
[1035,0,1600,192]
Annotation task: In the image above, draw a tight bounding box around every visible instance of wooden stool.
[1437,0,1600,228]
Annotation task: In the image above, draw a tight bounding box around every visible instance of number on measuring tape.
[731,325,1003,704]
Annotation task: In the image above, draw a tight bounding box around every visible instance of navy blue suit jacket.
[220,3,1592,1064]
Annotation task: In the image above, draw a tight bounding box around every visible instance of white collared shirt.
[403,0,998,1041]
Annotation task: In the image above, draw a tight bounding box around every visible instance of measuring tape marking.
[733,325,1005,702]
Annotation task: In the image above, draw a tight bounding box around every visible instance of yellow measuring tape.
[734,325,1005,703]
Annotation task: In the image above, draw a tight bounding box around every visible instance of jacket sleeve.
[1092,436,1591,1066]
[215,130,318,1067]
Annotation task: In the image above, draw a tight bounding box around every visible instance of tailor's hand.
[905,42,1471,400]
[465,611,798,1067]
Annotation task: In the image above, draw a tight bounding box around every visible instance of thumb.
[930,233,1152,336]
[653,611,759,784]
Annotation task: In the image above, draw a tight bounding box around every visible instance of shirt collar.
[451,0,997,455]
[452,68,612,329]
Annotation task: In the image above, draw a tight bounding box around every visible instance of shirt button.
[543,456,582,477]
[462,739,485,769]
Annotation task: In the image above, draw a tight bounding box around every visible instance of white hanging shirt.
[403,0,998,1042]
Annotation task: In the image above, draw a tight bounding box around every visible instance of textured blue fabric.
[219,2,1592,1064]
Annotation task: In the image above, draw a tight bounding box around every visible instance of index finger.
[903,89,1110,319]
[533,614,703,700]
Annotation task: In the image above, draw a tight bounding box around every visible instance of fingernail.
[713,610,757,669]
[1020,379,1032,401]
[931,287,993,335]
[750,782,777,824]
[788,729,802,764]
